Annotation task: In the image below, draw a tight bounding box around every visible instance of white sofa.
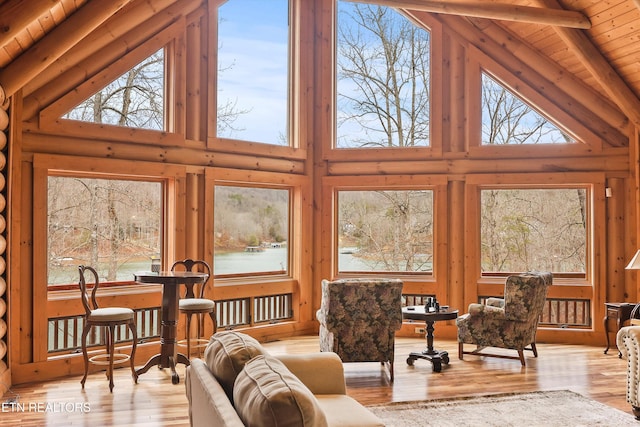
[185,331,384,427]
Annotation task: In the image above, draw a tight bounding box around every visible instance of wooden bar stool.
[78,265,138,392]
[171,259,217,357]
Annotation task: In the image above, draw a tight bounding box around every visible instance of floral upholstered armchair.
[456,271,552,366]
[316,278,403,381]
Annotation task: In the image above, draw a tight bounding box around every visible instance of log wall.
[0,0,638,388]
[0,85,9,396]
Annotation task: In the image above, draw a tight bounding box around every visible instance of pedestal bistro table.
[402,305,458,372]
[134,270,208,384]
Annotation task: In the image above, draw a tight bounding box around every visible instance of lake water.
[48,248,377,284]
[214,247,288,275]
[213,247,373,274]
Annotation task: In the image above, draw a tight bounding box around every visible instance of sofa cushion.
[233,355,328,427]
[315,395,384,427]
[185,359,245,427]
[204,331,267,401]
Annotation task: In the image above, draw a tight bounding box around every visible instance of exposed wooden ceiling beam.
[346,0,591,29]
[0,1,133,99]
[539,0,640,128]
[0,0,59,48]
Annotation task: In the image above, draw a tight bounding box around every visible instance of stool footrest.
[89,352,131,366]
[177,338,209,349]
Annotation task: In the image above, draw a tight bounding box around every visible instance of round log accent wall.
[0,84,8,378]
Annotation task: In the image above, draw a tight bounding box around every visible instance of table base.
[407,349,450,372]
[136,352,190,384]
[134,270,208,385]
[402,306,458,374]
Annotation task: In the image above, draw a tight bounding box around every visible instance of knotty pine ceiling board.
[0,0,86,68]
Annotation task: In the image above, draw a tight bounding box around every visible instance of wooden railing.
[48,307,161,353]
[216,293,293,329]
[48,293,295,352]
[48,292,586,353]
[404,294,591,328]
[539,298,591,328]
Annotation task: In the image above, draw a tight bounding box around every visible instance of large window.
[63,49,165,131]
[481,72,574,145]
[480,188,587,275]
[336,1,431,148]
[216,0,290,145]
[214,185,290,275]
[337,189,433,272]
[47,176,162,285]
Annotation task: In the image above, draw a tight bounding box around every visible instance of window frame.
[212,184,292,278]
[209,0,308,161]
[466,46,603,157]
[205,167,309,286]
[325,2,443,161]
[479,71,578,146]
[33,154,185,361]
[322,174,448,281]
[34,154,184,289]
[45,176,164,288]
[38,31,183,146]
[465,172,605,287]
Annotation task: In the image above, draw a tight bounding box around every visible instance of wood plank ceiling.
[0,0,639,126]
[0,0,88,68]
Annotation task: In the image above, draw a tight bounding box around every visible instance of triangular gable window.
[481,72,574,145]
[63,49,165,131]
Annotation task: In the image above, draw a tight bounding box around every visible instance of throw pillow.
[233,355,328,427]
[204,331,266,401]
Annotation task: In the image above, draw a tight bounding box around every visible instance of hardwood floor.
[0,336,632,426]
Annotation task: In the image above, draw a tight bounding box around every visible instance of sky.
[216,1,572,148]
[216,0,290,145]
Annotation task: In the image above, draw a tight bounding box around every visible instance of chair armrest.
[486,297,505,308]
[617,326,640,360]
[467,303,504,317]
[277,352,347,395]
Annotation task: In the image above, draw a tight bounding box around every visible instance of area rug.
[367,390,636,426]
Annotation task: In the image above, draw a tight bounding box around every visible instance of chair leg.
[517,349,526,366]
[196,313,204,350]
[531,342,538,357]
[128,319,138,384]
[80,325,91,388]
[107,325,116,392]
[458,342,464,360]
[185,313,193,358]
[209,310,217,334]
[197,313,203,340]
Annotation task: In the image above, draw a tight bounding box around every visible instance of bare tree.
[217,60,251,136]
[479,75,585,273]
[213,186,289,251]
[48,177,161,284]
[480,188,586,273]
[337,3,430,148]
[65,49,164,130]
[334,4,433,271]
[481,73,574,145]
[65,48,248,135]
[339,190,433,272]
[53,48,249,283]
